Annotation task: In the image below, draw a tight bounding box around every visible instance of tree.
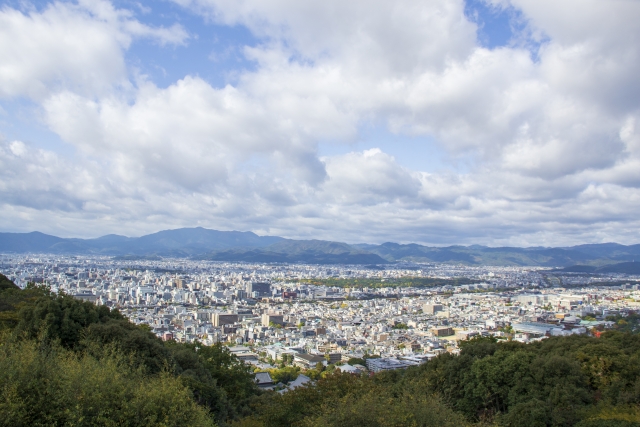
[1,280,259,425]
[0,339,214,427]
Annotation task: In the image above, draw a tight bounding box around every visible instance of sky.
[1,0,639,246]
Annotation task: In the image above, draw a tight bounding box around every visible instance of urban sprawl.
[2,254,638,389]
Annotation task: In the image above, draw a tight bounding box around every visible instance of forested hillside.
[2,273,640,426]
[0,273,258,426]
[235,335,640,427]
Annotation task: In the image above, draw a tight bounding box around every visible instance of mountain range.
[1,228,640,268]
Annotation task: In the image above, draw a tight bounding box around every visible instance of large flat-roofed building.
[512,322,563,337]
[294,353,325,369]
[366,357,413,373]
[247,282,271,298]
[213,313,239,326]
[73,293,97,303]
[431,327,454,337]
[262,313,284,327]
[423,304,444,315]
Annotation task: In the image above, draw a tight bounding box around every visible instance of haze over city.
[1,0,639,247]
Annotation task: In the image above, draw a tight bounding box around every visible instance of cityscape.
[2,0,639,424]
[4,253,638,381]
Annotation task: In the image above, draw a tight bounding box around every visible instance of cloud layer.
[1,0,639,246]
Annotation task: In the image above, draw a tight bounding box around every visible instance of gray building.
[247,282,271,298]
[213,313,239,326]
[366,357,413,373]
[423,304,444,315]
[262,313,284,327]
[294,353,325,369]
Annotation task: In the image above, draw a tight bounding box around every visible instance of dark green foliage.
[168,342,258,420]
[0,283,260,426]
[575,421,639,427]
[392,322,409,329]
[0,273,18,291]
[602,313,640,334]
[235,333,640,426]
[347,357,365,366]
[233,372,467,427]
[0,278,45,330]
[255,366,300,384]
[11,287,123,348]
[394,333,640,426]
[81,319,172,373]
[0,339,215,427]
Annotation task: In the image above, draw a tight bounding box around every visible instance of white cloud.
[175,0,477,71]
[1,0,640,246]
[0,0,188,99]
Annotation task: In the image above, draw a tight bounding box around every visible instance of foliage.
[232,372,467,427]
[347,357,366,366]
[236,332,640,426]
[402,332,640,425]
[10,285,123,348]
[0,278,47,330]
[7,274,640,427]
[0,338,215,427]
[0,274,18,292]
[604,313,640,333]
[0,277,259,426]
[255,366,300,384]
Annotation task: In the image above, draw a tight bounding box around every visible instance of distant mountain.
[358,242,640,267]
[2,228,640,267]
[0,228,284,257]
[561,262,640,275]
[559,265,598,273]
[0,231,66,253]
[200,240,388,265]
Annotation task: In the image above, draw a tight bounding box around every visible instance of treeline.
[3,272,640,426]
[0,274,259,426]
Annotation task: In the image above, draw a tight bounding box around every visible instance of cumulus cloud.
[0,0,188,99]
[1,0,640,246]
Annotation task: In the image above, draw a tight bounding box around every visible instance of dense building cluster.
[2,253,639,375]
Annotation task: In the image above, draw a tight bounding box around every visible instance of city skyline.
[1,0,639,247]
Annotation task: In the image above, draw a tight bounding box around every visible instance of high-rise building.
[246,282,271,298]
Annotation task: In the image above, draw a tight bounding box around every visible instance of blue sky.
[5,0,519,169]
[0,0,639,246]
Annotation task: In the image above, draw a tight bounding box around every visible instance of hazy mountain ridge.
[1,228,640,267]
[360,242,640,267]
[200,240,388,265]
[0,228,284,257]
[560,262,640,275]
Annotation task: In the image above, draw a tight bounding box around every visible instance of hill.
[359,242,640,267]
[201,239,389,264]
[2,228,640,267]
[561,262,640,275]
[0,227,283,256]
